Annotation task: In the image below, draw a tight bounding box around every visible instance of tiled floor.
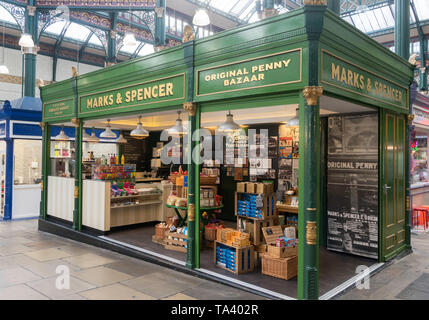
[0,219,265,300]
[336,231,429,300]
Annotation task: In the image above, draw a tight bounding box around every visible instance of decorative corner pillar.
[182,25,195,43]
[183,102,196,116]
[261,8,278,19]
[302,86,323,106]
[303,0,327,5]
[72,118,82,230]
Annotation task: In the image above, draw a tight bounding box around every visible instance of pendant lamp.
[285,108,299,127]
[18,33,34,48]
[218,111,241,133]
[86,127,100,143]
[193,9,210,27]
[168,111,187,136]
[55,126,69,141]
[0,22,9,74]
[100,119,117,139]
[116,132,128,143]
[130,116,149,139]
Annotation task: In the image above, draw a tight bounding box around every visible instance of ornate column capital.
[183,102,196,116]
[27,5,36,16]
[261,8,278,19]
[303,86,323,106]
[303,0,327,5]
[154,45,168,52]
[155,7,165,18]
[408,114,415,125]
[110,30,117,40]
[71,118,80,128]
[39,122,45,131]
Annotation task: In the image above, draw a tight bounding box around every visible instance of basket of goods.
[204,222,224,241]
[169,166,187,185]
[155,222,169,240]
[175,197,187,208]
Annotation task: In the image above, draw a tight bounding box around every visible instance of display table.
[165,203,224,226]
[277,203,298,215]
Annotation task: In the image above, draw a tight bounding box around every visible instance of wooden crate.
[231,231,251,247]
[237,217,276,245]
[164,232,187,253]
[235,192,277,220]
[216,228,235,243]
[152,235,165,245]
[261,254,297,280]
[214,241,254,274]
[262,225,298,258]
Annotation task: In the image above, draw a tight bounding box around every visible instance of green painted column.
[394,0,410,60]
[40,123,50,219]
[395,0,412,249]
[107,13,117,66]
[298,87,323,300]
[23,2,38,97]
[72,119,82,230]
[185,103,198,269]
[297,3,326,300]
[327,0,340,14]
[154,0,166,48]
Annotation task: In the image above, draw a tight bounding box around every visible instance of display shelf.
[110,200,162,209]
[276,204,299,215]
[111,193,161,200]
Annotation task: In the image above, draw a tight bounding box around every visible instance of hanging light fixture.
[218,111,241,133]
[0,22,9,75]
[86,127,100,143]
[18,33,34,48]
[193,9,210,27]
[82,129,91,141]
[100,119,117,139]
[55,126,69,141]
[123,7,137,47]
[285,108,299,127]
[116,132,128,143]
[168,111,187,136]
[130,116,149,139]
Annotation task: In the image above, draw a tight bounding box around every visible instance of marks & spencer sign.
[196,49,302,97]
[321,50,408,110]
[79,73,185,115]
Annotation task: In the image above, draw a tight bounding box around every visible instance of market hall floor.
[0,219,266,300]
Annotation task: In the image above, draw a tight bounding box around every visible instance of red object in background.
[412,208,428,230]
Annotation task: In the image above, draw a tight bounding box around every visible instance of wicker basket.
[155,224,168,240]
[204,224,224,241]
[200,176,217,185]
[261,254,297,280]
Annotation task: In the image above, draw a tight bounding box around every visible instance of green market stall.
[39,2,414,300]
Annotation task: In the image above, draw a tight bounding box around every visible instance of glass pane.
[366,10,381,30]
[120,40,141,54]
[210,0,239,13]
[44,21,67,35]
[342,15,354,26]
[64,23,91,41]
[50,141,75,178]
[0,6,18,24]
[372,8,388,29]
[381,6,395,27]
[138,44,154,56]
[351,15,366,32]
[14,140,42,185]
[88,34,103,46]
[414,0,429,20]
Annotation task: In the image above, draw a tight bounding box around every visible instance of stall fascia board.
[38,6,416,299]
[319,11,413,114]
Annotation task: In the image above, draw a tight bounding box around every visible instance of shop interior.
[47,97,379,298]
